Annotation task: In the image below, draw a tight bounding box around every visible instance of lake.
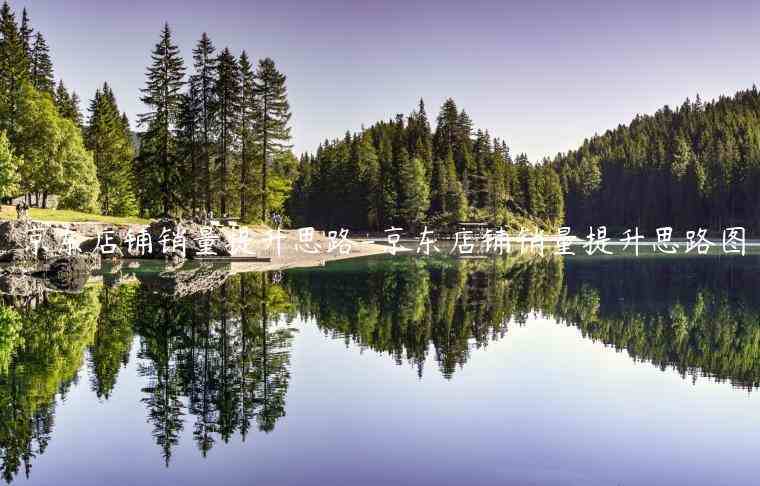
[1,252,759,485]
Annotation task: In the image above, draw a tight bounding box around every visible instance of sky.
[12,0,760,161]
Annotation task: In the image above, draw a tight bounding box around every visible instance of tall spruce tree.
[191,33,217,213]
[253,58,291,222]
[175,81,200,216]
[213,47,241,215]
[138,23,185,216]
[29,32,53,93]
[238,51,257,221]
[0,1,29,136]
[19,7,31,58]
[397,152,430,230]
[54,80,83,126]
[86,83,137,215]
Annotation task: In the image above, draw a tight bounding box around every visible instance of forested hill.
[555,87,760,232]
[287,99,564,232]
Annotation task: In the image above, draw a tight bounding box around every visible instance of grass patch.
[0,206,149,225]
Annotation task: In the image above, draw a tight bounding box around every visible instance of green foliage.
[86,83,138,216]
[0,1,29,136]
[54,80,83,126]
[14,82,99,211]
[253,57,292,222]
[0,287,99,482]
[88,285,136,399]
[397,155,430,229]
[291,98,561,231]
[137,22,186,216]
[0,305,22,374]
[0,129,20,198]
[556,89,760,230]
[29,32,53,93]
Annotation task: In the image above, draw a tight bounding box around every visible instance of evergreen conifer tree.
[253,58,291,222]
[214,47,241,215]
[138,23,185,216]
[29,32,53,93]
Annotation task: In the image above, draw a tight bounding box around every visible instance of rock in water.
[46,256,92,292]
[137,263,231,297]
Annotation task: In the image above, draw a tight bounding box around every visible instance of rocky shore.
[0,218,390,296]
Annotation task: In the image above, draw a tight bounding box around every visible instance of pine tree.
[19,7,31,59]
[138,23,185,216]
[191,33,217,212]
[444,148,467,222]
[377,132,397,225]
[238,51,256,221]
[214,47,241,215]
[86,83,137,215]
[55,80,83,126]
[175,84,201,216]
[253,58,291,222]
[433,98,459,161]
[358,133,381,229]
[0,1,29,136]
[542,165,564,227]
[29,32,53,93]
[397,152,430,230]
[408,98,433,175]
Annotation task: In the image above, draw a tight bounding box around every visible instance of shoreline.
[0,218,393,273]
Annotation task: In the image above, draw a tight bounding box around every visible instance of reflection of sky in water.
[29,313,760,486]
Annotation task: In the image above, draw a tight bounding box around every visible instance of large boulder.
[0,220,66,262]
[143,218,231,259]
[79,230,125,258]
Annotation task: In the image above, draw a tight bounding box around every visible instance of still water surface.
[2,254,759,485]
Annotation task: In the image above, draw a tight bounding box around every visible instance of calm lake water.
[1,252,760,485]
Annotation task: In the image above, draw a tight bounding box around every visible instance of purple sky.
[13,0,760,160]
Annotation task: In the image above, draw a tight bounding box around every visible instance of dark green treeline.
[288,98,564,232]
[555,89,760,232]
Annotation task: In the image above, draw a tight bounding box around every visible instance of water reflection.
[0,254,758,482]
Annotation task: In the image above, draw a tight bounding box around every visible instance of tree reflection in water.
[0,254,758,481]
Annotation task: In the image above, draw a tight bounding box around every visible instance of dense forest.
[3,1,760,233]
[0,2,561,230]
[0,2,295,221]
[555,89,760,232]
[288,98,564,232]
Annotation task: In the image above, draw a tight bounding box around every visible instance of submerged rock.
[45,255,99,293]
[137,263,230,297]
